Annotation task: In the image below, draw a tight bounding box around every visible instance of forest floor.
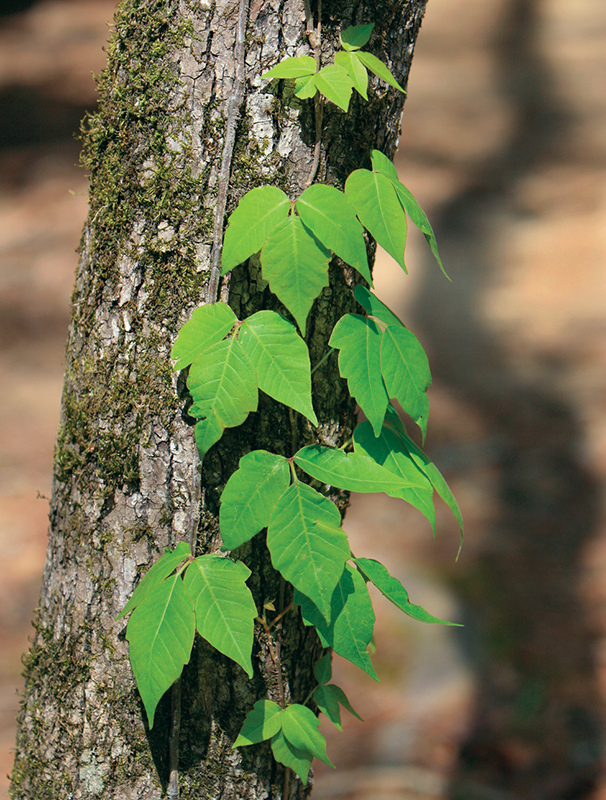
[0,1,605,798]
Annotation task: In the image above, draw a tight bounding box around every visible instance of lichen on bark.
[11,1,427,798]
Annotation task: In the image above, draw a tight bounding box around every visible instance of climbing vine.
[118,20,462,787]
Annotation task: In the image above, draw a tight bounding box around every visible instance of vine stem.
[167,469,201,799]
[256,616,286,709]
[304,97,324,188]
[206,0,250,304]
[304,0,323,189]
[170,1,250,795]
[167,679,182,800]
[283,766,292,799]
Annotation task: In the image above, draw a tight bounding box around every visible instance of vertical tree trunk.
[11,1,427,797]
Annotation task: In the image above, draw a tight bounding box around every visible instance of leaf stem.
[175,556,195,578]
[288,407,298,459]
[301,686,316,708]
[311,346,335,376]
[288,458,298,483]
[269,601,294,630]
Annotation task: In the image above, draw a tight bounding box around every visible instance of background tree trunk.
[10,1,427,797]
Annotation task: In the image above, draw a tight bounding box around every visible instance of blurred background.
[0,0,605,798]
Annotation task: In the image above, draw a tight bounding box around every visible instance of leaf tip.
[144,703,157,731]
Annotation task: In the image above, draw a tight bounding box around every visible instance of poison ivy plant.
[119,19,462,787]
[122,545,258,727]
[263,23,404,110]
[370,149,447,276]
[259,216,331,336]
[345,169,408,271]
[238,310,317,422]
[267,480,350,623]
[313,653,363,731]
[219,450,290,551]
[296,565,379,680]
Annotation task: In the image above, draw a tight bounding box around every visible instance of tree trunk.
[11,1,427,797]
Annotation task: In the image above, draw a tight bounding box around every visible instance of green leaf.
[117,542,191,620]
[295,444,427,495]
[221,186,290,275]
[314,64,354,112]
[389,180,433,235]
[314,653,332,685]
[262,56,317,80]
[296,565,378,680]
[356,51,405,92]
[183,555,257,677]
[354,284,405,329]
[296,184,371,283]
[380,326,431,441]
[194,417,224,460]
[369,149,399,182]
[126,575,195,728]
[282,704,334,766]
[220,450,290,550]
[334,51,368,99]
[187,337,258,457]
[353,421,436,533]
[171,303,236,370]
[260,216,331,336]
[354,557,461,626]
[345,169,408,271]
[371,150,447,277]
[271,730,312,783]
[384,405,463,535]
[329,313,388,436]
[234,700,284,747]
[239,311,317,424]
[340,23,375,51]
[267,481,350,623]
[328,684,363,721]
[314,683,363,730]
[395,182,446,277]
[314,684,342,730]
[295,74,318,99]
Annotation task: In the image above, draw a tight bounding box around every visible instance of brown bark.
[11,1,427,797]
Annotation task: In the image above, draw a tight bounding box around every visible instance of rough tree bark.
[11,1,427,797]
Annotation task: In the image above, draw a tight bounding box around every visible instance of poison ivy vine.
[118,21,462,786]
